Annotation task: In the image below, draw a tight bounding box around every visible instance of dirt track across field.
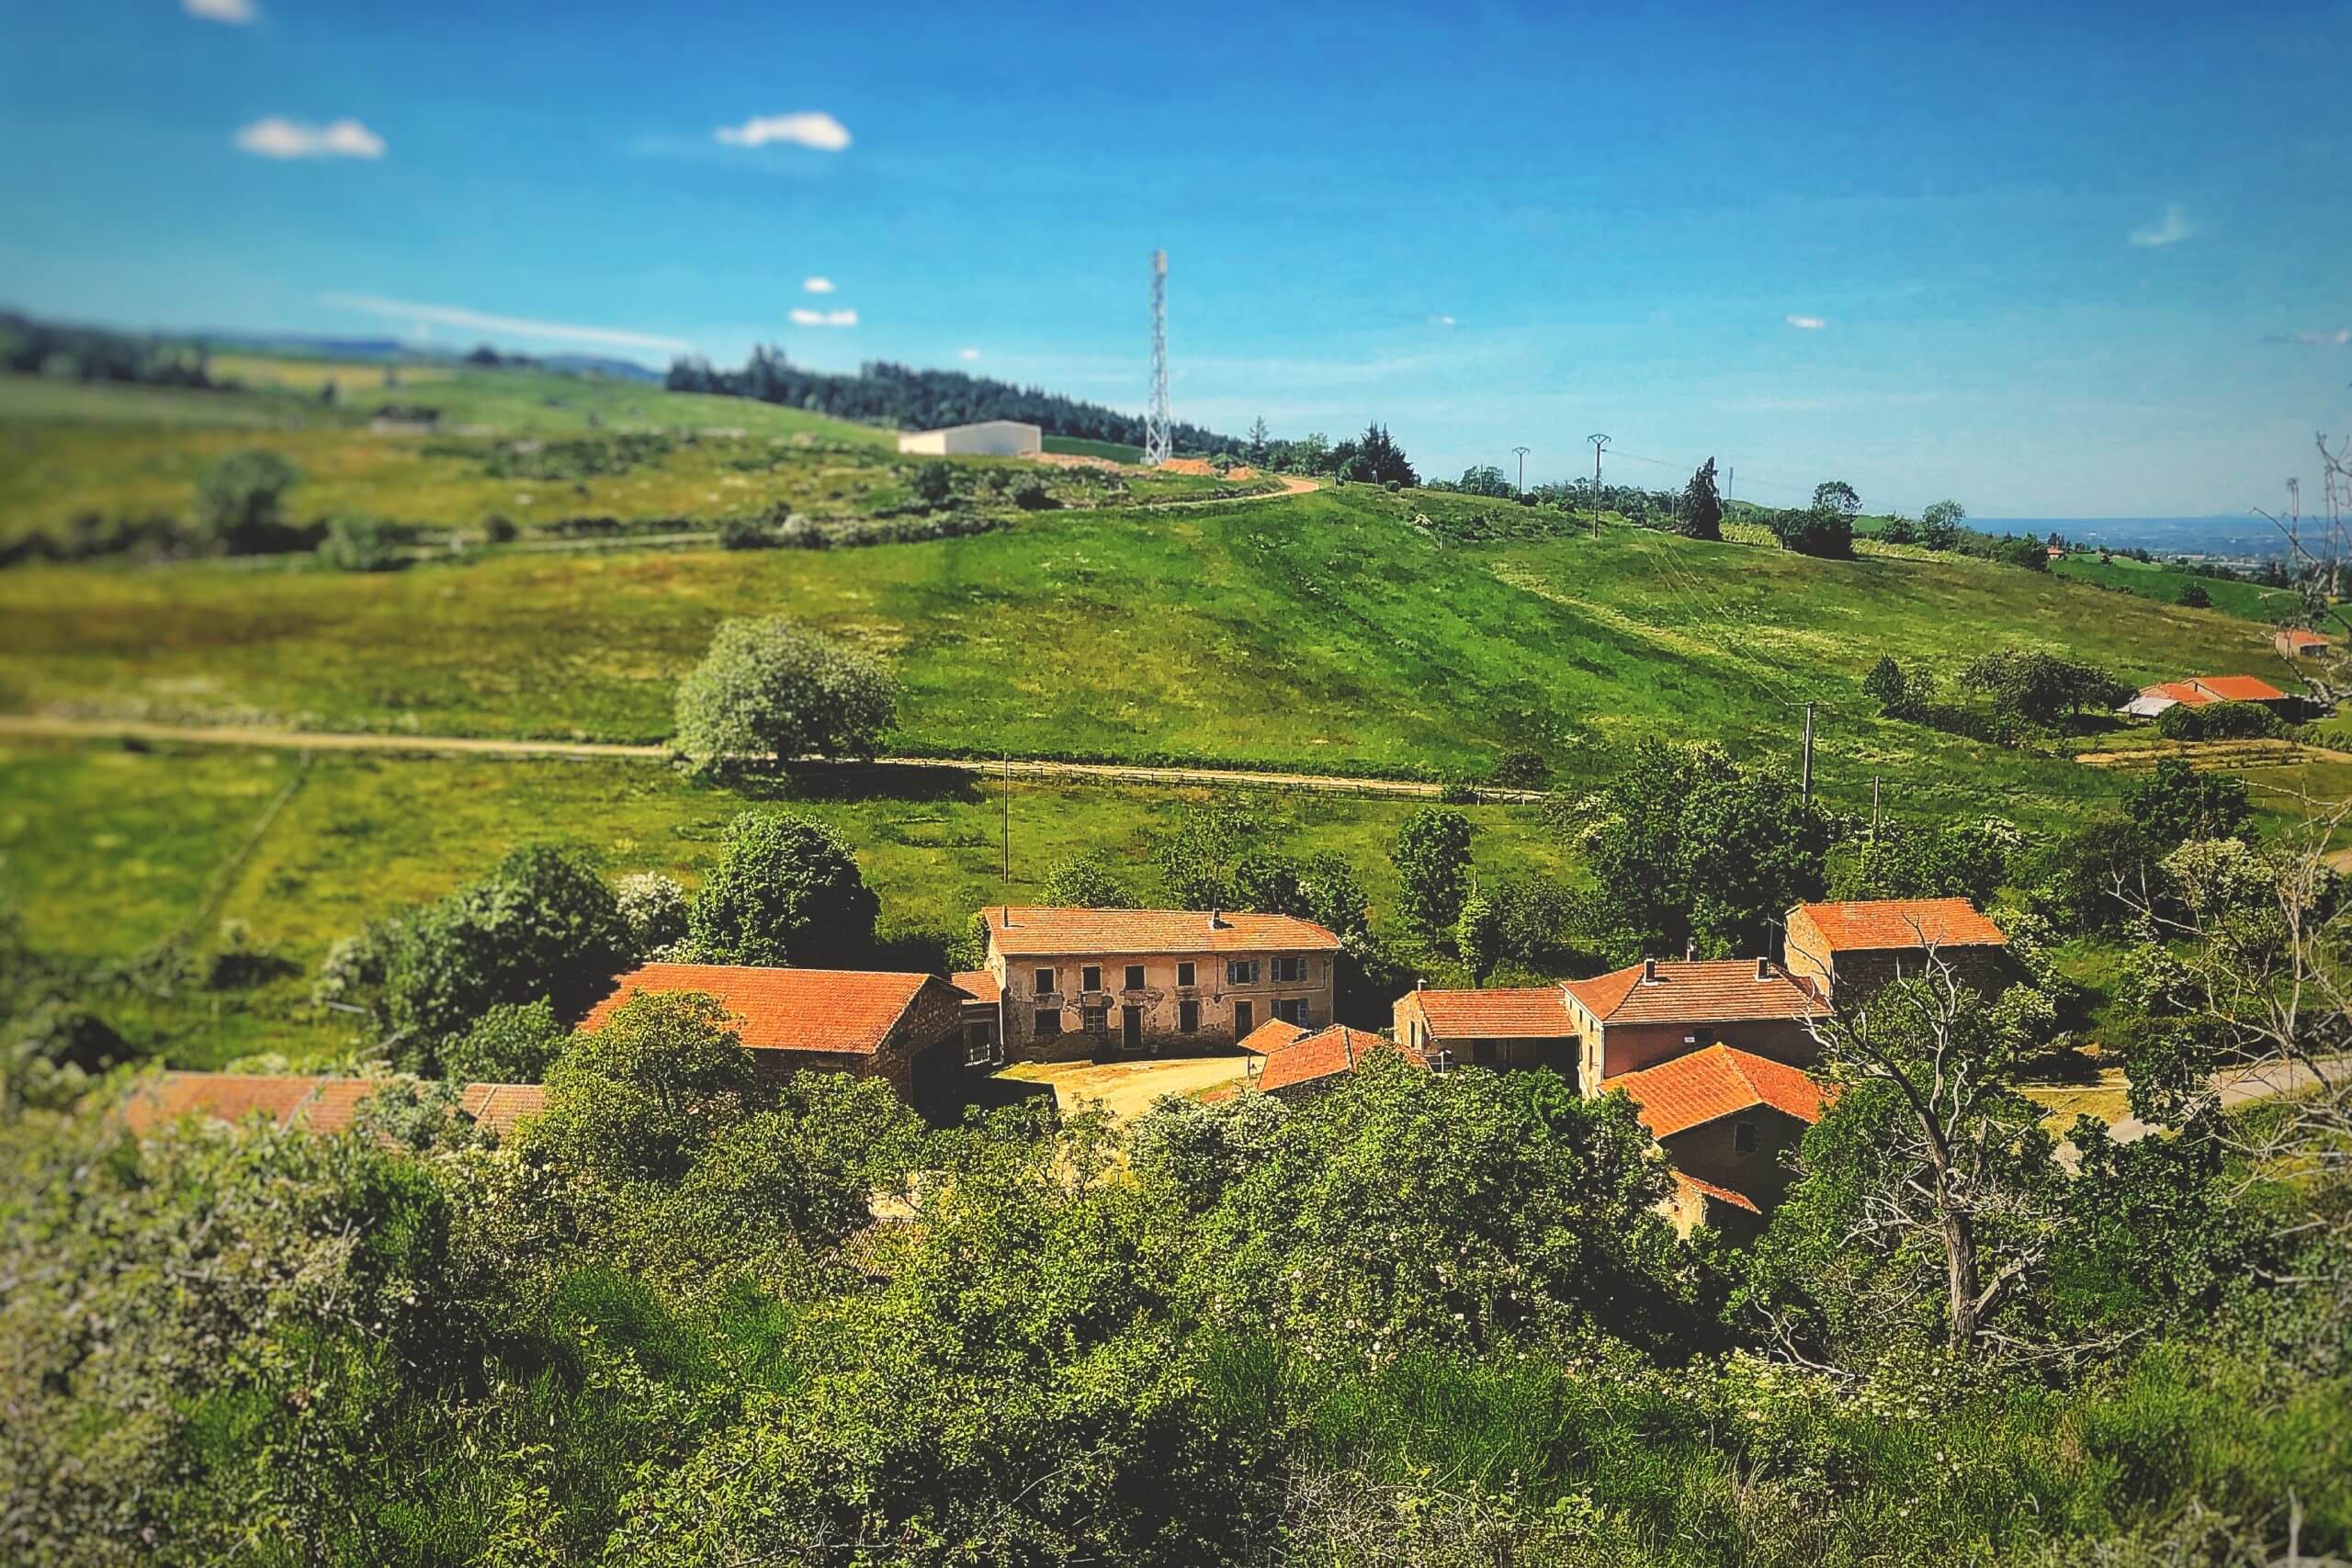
[994,1055,1251,1120]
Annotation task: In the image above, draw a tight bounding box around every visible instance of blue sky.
[2,0,2346,516]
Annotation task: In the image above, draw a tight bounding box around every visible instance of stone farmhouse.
[1390,986,1578,1076]
[976,906,1342,1062]
[1781,897,2012,1006]
[1603,1044,1836,1239]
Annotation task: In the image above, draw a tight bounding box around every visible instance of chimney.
[1416,977,1425,991]
[1209,907,1225,930]
[1757,955,1773,981]
[1685,940,1696,961]
[1642,958,1657,983]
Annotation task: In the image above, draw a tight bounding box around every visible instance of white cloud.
[2268,327,2350,346]
[1785,314,1827,330]
[320,292,691,353]
[957,347,980,361]
[186,0,257,22]
[802,276,836,294]
[2129,203,2196,247]
[788,307,858,327]
[1428,313,1457,328]
[234,118,385,160]
[715,112,852,152]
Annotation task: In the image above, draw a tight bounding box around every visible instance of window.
[1233,1000,1253,1036]
[1473,1039,1498,1066]
[1733,1121,1758,1154]
[1034,1008,1061,1036]
[1179,999,1200,1033]
[1124,964,1146,990]
[1081,964,1103,992]
[1272,998,1310,1025]
[1081,1003,1108,1032]
[1272,955,1309,983]
[1033,968,1056,997]
[1226,958,1260,986]
[1176,961,1196,987]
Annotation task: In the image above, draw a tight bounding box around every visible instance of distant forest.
[664,346,1248,454]
[0,310,221,388]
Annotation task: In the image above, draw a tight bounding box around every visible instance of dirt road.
[994,1055,1250,1120]
[0,712,1540,802]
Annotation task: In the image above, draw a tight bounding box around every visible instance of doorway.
[1122,1005,1143,1053]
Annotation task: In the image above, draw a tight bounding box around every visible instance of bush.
[482,513,519,544]
[1880,515,1918,544]
[1491,750,1550,790]
[912,461,956,507]
[440,998,569,1083]
[316,515,408,572]
[1041,850,1137,909]
[1996,536,2051,571]
[717,515,776,550]
[2154,700,2278,740]
[1008,475,1058,512]
[1765,504,1853,558]
[1384,479,1402,493]
[194,450,303,554]
[673,615,896,771]
[614,872,691,960]
[2177,581,2211,608]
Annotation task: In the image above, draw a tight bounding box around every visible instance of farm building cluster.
[126,895,2016,1244]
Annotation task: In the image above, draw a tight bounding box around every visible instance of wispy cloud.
[321,292,690,353]
[2129,203,2196,247]
[957,347,980,361]
[186,0,257,23]
[235,118,385,160]
[802,276,836,294]
[789,307,858,327]
[1428,313,1457,328]
[715,112,852,152]
[1785,314,1827,331]
[2264,327,2350,346]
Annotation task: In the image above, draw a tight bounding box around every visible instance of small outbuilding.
[2123,674,2290,719]
[896,420,1043,457]
[2275,627,2334,660]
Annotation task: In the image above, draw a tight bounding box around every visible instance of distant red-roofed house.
[1250,1024,1430,1100]
[1782,897,2012,1006]
[2275,627,2334,660]
[1392,985,1579,1079]
[1604,1043,1836,1235]
[978,905,1341,1062]
[582,964,970,1107]
[119,1072,547,1140]
[1561,957,1820,1089]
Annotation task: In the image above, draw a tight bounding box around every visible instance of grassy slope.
[2052,551,2304,623]
[0,737,1567,1068]
[0,486,2283,826]
[1044,434,1146,463]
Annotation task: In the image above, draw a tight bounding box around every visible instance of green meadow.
[0,737,1569,1068]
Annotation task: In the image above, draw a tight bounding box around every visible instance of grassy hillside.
[2052,550,2304,624]
[1045,434,1146,463]
[0,736,1567,1068]
[0,484,2295,829]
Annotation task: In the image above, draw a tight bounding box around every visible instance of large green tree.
[1675,456,1724,540]
[687,811,879,967]
[673,615,896,773]
[1391,807,1474,933]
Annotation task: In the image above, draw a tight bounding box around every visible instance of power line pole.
[1800,702,1815,801]
[1726,464,1734,509]
[1587,433,1611,537]
[1001,752,1012,884]
[1871,773,1881,842]
[1511,446,1531,495]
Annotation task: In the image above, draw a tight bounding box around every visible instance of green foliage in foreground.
[0,1032,2342,1567]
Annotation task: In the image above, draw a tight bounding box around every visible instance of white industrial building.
[896,420,1043,457]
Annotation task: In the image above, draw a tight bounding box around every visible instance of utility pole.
[1587,433,1611,537]
[1871,773,1881,842]
[1800,703,1815,801]
[1726,465,1735,509]
[1511,446,1531,495]
[1001,752,1011,884]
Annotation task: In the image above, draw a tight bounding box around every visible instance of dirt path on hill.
[0,712,1539,802]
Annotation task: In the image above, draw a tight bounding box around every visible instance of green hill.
[0,483,2303,831]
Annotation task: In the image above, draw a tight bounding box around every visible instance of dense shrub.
[686,811,879,967]
[673,615,896,771]
[315,514,409,571]
[717,515,776,550]
[2155,699,2278,740]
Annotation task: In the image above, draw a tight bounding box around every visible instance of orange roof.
[120,1072,545,1137]
[1256,1025,1429,1094]
[1792,897,2007,953]
[950,968,1001,1005]
[2278,628,2332,649]
[2188,674,2288,703]
[581,964,940,1055]
[1562,960,1817,1027]
[1603,1044,1833,1140]
[1238,1019,1309,1055]
[983,906,1340,958]
[1405,987,1576,1039]
[1672,1169,1761,1215]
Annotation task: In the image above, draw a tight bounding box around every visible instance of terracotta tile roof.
[2278,628,2332,649]
[1256,1025,1428,1094]
[982,906,1340,958]
[950,968,1001,1005]
[2189,674,2289,704]
[121,1073,545,1137]
[1406,987,1577,1039]
[1561,960,1817,1027]
[1792,897,2007,953]
[1672,1169,1761,1214]
[1603,1044,1833,1140]
[581,964,938,1055]
[1238,1019,1309,1055]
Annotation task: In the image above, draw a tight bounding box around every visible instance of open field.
[0,736,1571,1069]
[207,354,458,394]
[2051,551,2304,623]
[0,482,2296,832]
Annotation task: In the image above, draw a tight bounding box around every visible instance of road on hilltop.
[0,712,1540,803]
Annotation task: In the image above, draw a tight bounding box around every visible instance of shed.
[896,420,1043,457]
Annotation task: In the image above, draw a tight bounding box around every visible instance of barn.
[896,420,1043,457]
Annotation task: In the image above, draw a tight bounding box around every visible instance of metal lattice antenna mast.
[1144,250,1171,468]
